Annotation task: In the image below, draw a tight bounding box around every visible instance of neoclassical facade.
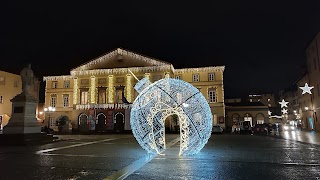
[43,48,225,132]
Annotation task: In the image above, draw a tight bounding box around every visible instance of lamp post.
[44,106,56,128]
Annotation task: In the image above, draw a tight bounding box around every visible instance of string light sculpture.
[130,77,212,156]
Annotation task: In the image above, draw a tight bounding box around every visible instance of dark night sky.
[1,1,320,100]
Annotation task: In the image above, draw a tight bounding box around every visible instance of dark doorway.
[96,113,107,132]
[114,113,124,132]
[78,113,89,132]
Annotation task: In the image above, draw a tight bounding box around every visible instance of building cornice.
[175,66,225,74]
[43,75,73,81]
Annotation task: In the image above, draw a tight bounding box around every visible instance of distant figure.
[20,64,34,92]
[121,89,132,104]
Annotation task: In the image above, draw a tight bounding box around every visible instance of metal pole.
[48,114,50,127]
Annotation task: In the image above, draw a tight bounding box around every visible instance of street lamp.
[44,106,56,127]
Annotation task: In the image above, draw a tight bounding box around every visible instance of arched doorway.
[256,113,265,124]
[78,113,89,132]
[114,112,124,132]
[96,113,107,132]
[244,113,253,127]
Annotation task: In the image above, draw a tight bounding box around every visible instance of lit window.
[0,95,3,103]
[52,81,58,89]
[81,90,89,104]
[0,76,5,85]
[175,75,181,80]
[50,94,57,107]
[268,98,270,102]
[63,94,69,107]
[98,89,106,104]
[192,74,199,82]
[208,88,216,103]
[64,81,70,88]
[208,73,215,81]
[250,99,252,102]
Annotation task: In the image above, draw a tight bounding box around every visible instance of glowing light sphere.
[130,77,212,156]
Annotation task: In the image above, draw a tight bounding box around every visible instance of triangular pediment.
[72,48,171,71]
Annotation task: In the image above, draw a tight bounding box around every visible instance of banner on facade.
[219,116,224,123]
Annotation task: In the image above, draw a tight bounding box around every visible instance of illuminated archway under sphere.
[130,77,212,156]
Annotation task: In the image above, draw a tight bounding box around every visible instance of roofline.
[71,48,172,72]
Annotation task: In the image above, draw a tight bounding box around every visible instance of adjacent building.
[303,32,320,131]
[0,70,40,131]
[225,96,269,130]
[43,48,225,132]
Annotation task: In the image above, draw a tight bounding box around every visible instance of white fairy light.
[130,78,212,156]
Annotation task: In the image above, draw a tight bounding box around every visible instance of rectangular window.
[63,94,69,107]
[175,75,181,80]
[98,89,106,104]
[81,79,89,85]
[50,117,55,127]
[153,75,162,82]
[81,90,89,104]
[0,96,3,103]
[192,74,199,82]
[98,78,106,84]
[0,76,5,85]
[208,88,217,103]
[52,81,58,89]
[0,115,3,130]
[14,80,18,87]
[208,73,215,81]
[50,94,57,107]
[116,77,124,83]
[63,81,70,88]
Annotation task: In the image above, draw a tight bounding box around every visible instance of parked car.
[41,126,54,134]
[252,124,269,135]
[212,125,223,134]
[238,121,252,134]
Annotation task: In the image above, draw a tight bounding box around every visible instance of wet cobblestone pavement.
[0,133,319,179]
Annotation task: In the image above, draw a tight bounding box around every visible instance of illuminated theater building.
[43,48,225,132]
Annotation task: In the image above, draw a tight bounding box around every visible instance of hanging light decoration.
[130,77,212,156]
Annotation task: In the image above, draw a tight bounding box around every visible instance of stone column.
[73,77,78,105]
[126,74,132,103]
[108,75,114,103]
[90,76,96,103]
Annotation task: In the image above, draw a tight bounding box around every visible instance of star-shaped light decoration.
[281,108,288,114]
[279,99,289,108]
[299,83,314,95]
[268,110,272,116]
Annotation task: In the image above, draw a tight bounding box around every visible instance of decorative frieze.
[43,75,73,81]
[76,103,131,110]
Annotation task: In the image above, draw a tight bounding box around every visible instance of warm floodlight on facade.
[130,77,212,156]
